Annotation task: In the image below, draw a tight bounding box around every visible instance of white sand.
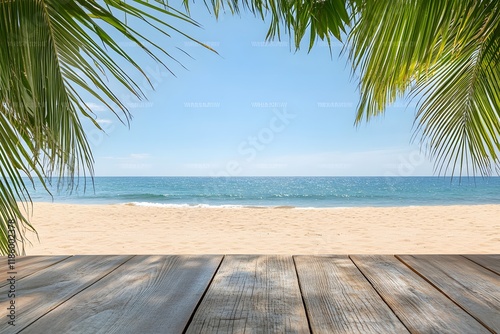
[21,203,500,255]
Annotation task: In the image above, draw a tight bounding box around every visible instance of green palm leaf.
[183,0,352,50]
[413,5,500,177]
[0,0,209,255]
[347,0,500,177]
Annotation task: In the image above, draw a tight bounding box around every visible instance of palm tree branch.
[183,0,351,50]
[0,0,211,254]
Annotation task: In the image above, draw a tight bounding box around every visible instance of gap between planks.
[182,255,226,334]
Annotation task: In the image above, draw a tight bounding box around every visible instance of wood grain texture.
[465,254,500,275]
[398,255,500,333]
[20,255,222,334]
[0,256,71,287]
[295,255,409,333]
[0,255,132,332]
[350,255,490,334]
[185,255,309,334]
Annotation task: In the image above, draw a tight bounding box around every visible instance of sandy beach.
[18,203,499,255]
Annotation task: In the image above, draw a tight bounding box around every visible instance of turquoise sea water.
[27,177,500,208]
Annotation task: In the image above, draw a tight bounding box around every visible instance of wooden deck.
[1,255,499,333]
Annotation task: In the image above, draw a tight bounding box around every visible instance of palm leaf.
[347,0,500,177]
[183,0,352,50]
[413,2,500,177]
[0,0,208,254]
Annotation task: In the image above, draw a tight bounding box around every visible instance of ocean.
[26,176,500,208]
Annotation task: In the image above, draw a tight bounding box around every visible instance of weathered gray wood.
[398,255,500,333]
[21,255,223,334]
[3,254,496,333]
[350,255,490,334]
[185,255,309,333]
[295,255,409,333]
[0,256,71,287]
[0,255,132,332]
[465,254,500,275]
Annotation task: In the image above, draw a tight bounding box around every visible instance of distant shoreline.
[24,200,500,209]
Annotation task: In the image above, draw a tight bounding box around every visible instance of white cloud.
[118,163,151,170]
[95,154,153,175]
[95,148,435,177]
[231,147,434,176]
[129,153,150,160]
[85,102,108,112]
[96,118,113,125]
[100,153,150,161]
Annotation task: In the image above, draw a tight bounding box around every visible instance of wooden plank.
[0,256,72,287]
[0,255,132,332]
[185,255,309,333]
[350,255,490,334]
[399,255,500,333]
[295,255,409,333]
[20,255,222,334]
[464,254,500,275]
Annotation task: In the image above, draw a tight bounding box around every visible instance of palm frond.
[0,0,208,254]
[183,0,352,50]
[347,0,500,176]
[413,2,500,177]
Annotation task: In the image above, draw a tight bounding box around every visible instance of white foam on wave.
[294,206,353,210]
[124,202,319,209]
[126,202,248,209]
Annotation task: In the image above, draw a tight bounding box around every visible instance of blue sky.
[82,5,434,177]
